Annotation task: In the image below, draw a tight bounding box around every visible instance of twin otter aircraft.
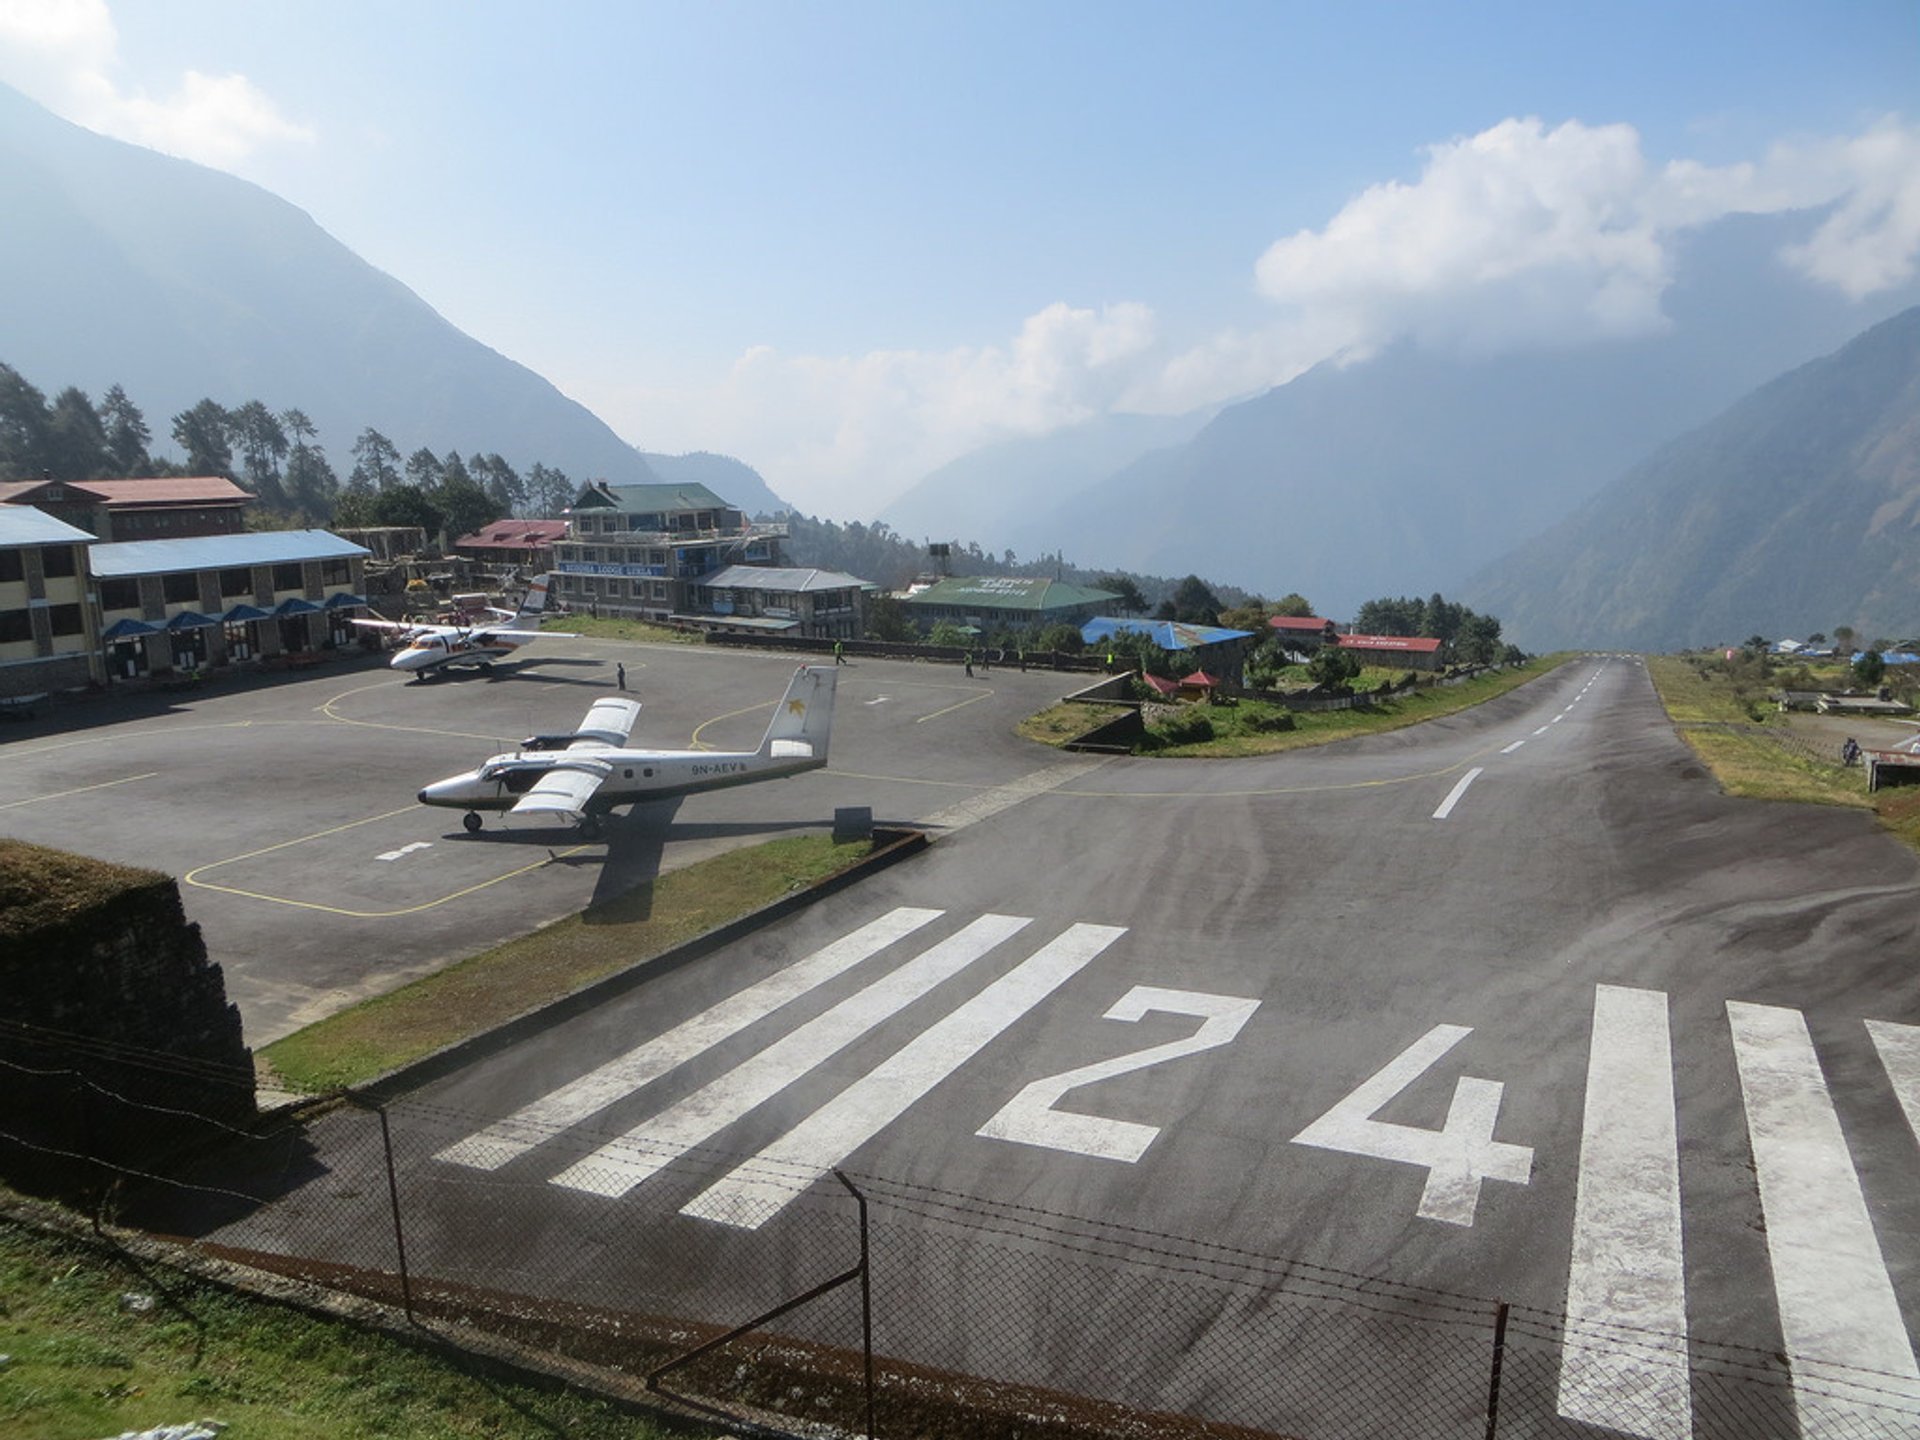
[354,574,577,677]
[418,664,837,839]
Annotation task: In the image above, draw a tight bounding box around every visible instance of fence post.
[834,1169,876,1440]
[1484,1300,1510,1439]
[374,1102,416,1323]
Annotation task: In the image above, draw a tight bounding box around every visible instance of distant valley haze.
[1,2,1917,642]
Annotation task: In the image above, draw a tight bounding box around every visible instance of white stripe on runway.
[1432,768,1484,820]
[680,922,1128,1228]
[1500,740,1525,755]
[1558,985,1691,1440]
[1866,1019,1920,1144]
[436,905,944,1170]
[1728,1001,1920,1435]
[551,912,1034,1197]
[1533,724,1551,736]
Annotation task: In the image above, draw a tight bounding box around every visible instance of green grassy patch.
[1132,658,1568,757]
[1015,701,1119,746]
[0,842,168,943]
[1645,655,1920,857]
[262,834,871,1092]
[0,1214,693,1440]
[543,615,703,644]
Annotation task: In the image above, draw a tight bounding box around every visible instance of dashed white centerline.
[1432,768,1484,820]
[1499,740,1525,755]
[1532,725,1551,736]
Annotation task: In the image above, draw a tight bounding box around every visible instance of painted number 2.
[1291,1024,1532,1226]
[978,986,1260,1163]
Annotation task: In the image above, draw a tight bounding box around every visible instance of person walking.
[616,662,626,691]
[964,649,974,678]
[834,639,845,665]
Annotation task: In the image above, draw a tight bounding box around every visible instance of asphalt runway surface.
[106,651,1920,1437]
[0,642,1085,1041]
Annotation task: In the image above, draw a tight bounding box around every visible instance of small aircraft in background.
[417,664,838,839]
[353,574,578,678]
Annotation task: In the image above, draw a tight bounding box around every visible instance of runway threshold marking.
[184,806,593,916]
[1559,985,1691,1440]
[436,906,946,1170]
[0,771,159,809]
[1728,1000,1920,1433]
[550,913,1035,1197]
[682,922,1129,1229]
[1432,767,1484,819]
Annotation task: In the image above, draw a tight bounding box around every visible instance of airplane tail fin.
[758,665,836,765]
[505,574,554,632]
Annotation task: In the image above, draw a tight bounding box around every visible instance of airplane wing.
[569,697,643,747]
[509,758,611,821]
[470,625,581,643]
[506,696,643,820]
[352,617,451,637]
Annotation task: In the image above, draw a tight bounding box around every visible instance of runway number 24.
[978,1000,1532,1228]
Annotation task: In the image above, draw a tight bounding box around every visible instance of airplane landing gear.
[462,811,482,833]
[578,814,603,841]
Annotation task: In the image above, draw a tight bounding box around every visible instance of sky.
[0,0,1916,518]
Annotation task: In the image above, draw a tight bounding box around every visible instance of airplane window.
[504,769,541,794]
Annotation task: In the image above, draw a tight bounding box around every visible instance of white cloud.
[1247,115,1920,360]
[588,301,1160,518]
[0,0,310,166]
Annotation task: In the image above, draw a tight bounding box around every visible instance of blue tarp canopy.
[221,603,272,622]
[321,592,368,609]
[271,597,321,616]
[101,617,159,640]
[164,610,220,631]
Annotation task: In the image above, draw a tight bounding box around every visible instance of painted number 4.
[1291,1024,1533,1226]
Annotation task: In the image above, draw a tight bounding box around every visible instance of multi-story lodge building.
[551,480,870,639]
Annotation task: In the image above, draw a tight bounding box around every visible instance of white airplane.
[352,574,578,678]
[418,664,837,838]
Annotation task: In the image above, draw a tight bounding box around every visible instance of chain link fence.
[8,1038,1920,1440]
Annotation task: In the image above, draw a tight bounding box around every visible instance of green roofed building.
[903,575,1117,630]
[552,479,792,621]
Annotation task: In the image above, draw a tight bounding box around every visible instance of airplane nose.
[416,789,429,804]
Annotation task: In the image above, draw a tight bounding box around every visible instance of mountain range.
[1461,306,1920,651]
[875,212,1920,622]
[0,81,662,490]
[4,78,1915,648]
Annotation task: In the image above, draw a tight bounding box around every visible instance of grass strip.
[262,834,870,1093]
[1022,657,1568,757]
[0,1212,694,1440]
[543,614,703,644]
[1646,655,1920,856]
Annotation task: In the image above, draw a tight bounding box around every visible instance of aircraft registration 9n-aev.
[416,663,836,839]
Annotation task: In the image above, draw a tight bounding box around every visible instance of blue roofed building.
[1081,616,1257,682]
[0,506,102,698]
[89,530,370,679]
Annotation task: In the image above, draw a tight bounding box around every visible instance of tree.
[927,620,975,649]
[1456,612,1504,665]
[350,428,403,492]
[1308,643,1361,688]
[864,595,916,643]
[0,364,51,479]
[433,469,497,541]
[524,462,574,516]
[1807,632,1827,645]
[1271,592,1314,618]
[1096,573,1148,616]
[471,452,526,516]
[1164,574,1222,625]
[405,446,443,490]
[100,385,152,475]
[44,387,108,480]
[231,400,289,507]
[367,482,443,535]
[281,409,338,518]
[1855,650,1887,687]
[171,400,233,476]
[1834,625,1858,655]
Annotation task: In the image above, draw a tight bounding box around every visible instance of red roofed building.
[452,518,567,571]
[0,476,249,540]
[1268,615,1339,649]
[1337,632,1444,670]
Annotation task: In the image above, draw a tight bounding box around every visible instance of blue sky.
[1,1,1915,515]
